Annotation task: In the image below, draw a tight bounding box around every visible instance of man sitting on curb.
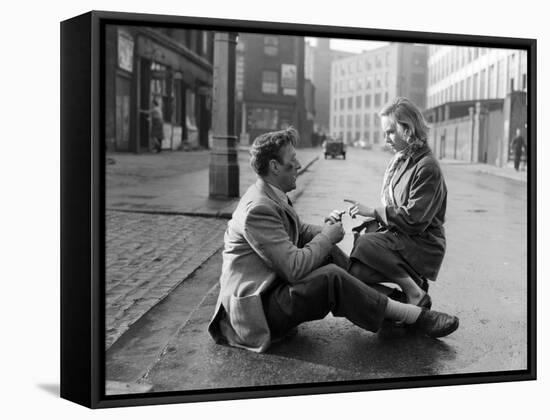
[208,127,459,353]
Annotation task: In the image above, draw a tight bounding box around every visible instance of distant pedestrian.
[207,126,459,353]
[511,128,526,171]
[140,99,164,153]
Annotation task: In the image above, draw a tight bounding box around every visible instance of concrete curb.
[440,159,527,183]
[298,155,319,176]
[474,168,527,183]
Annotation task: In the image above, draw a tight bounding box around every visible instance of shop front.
[105,26,213,153]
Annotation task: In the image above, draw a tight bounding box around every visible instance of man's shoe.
[414,309,459,338]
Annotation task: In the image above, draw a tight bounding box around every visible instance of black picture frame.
[60,10,536,409]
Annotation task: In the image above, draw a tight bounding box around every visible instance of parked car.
[322,138,346,159]
[353,139,372,149]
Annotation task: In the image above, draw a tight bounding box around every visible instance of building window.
[264,36,279,56]
[488,65,495,98]
[364,114,370,127]
[366,76,372,89]
[347,115,352,128]
[365,94,371,108]
[249,108,279,130]
[374,93,381,107]
[356,96,362,108]
[355,114,361,128]
[480,69,486,99]
[366,59,372,70]
[340,98,345,109]
[339,115,344,127]
[373,131,380,144]
[375,55,382,68]
[262,71,278,94]
[384,92,389,103]
[202,32,209,55]
[375,74,382,88]
[347,97,353,110]
[522,73,527,90]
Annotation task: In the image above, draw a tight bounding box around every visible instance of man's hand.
[321,221,345,244]
[326,209,345,224]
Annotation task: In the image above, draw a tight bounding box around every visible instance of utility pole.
[209,32,239,198]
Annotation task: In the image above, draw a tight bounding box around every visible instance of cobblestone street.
[105,211,227,349]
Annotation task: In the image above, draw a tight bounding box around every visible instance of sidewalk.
[107,147,321,218]
[439,158,528,183]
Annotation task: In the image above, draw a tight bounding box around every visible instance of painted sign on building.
[117,30,134,73]
[281,64,297,96]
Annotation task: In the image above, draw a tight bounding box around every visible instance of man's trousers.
[261,246,388,340]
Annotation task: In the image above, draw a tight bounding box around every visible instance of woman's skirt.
[350,230,427,288]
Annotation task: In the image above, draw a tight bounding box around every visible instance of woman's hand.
[344,199,375,219]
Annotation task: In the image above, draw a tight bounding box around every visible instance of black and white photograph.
[7,0,548,418]
[97,16,533,398]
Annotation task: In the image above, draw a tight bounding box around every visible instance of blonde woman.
[346,97,447,309]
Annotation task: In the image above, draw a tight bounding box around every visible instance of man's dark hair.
[250,127,299,176]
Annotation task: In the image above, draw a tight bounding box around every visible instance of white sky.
[306,37,389,53]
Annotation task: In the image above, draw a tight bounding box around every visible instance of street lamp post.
[209,32,239,198]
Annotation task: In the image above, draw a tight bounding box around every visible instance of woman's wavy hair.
[379,97,430,152]
[250,127,299,176]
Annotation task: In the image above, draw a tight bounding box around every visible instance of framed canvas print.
[60,10,536,409]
